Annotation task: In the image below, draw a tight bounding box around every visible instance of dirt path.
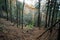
[0,18,45,40]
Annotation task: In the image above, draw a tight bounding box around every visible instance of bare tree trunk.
[37,0,41,29]
[48,0,52,27]
[22,0,25,29]
[16,0,19,28]
[10,0,12,22]
[51,0,57,26]
[45,0,50,28]
[5,0,8,20]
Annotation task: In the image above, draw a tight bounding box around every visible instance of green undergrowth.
[26,21,34,29]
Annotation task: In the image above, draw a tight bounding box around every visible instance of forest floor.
[0,18,49,40]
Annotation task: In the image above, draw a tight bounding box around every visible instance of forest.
[0,0,60,40]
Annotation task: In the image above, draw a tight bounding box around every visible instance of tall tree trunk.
[37,0,41,29]
[16,0,19,27]
[10,0,12,22]
[51,0,57,26]
[22,0,25,29]
[45,0,50,28]
[5,0,8,20]
[48,0,52,27]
